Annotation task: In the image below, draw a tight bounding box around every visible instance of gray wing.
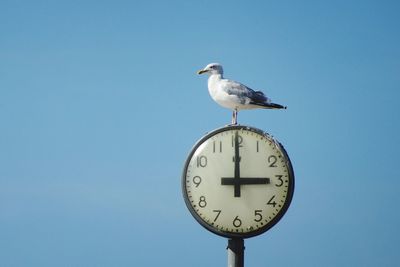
[222,79,268,104]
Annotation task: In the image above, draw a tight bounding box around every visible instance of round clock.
[182,125,294,238]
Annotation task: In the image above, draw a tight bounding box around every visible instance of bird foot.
[231,110,238,125]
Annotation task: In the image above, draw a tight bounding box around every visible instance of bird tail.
[251,101,287,109]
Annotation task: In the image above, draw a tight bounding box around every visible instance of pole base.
[227,238,245,267]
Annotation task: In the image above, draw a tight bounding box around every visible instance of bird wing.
[222,79,268,104]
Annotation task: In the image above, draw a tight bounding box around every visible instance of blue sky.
[1,0,399,266]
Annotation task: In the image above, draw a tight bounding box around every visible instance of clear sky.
[1,0,399,266]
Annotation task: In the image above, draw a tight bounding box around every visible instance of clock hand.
[221,177,270,189]
[234,177,270,184]
[234,131,240,182]
[234,131,240,197]
[221,131,270,197]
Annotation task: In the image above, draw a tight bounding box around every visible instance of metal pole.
[227,238,245,267]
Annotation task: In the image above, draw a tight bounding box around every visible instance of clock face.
[182,125,294,238]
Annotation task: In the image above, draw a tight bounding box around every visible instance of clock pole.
[227,238,244,267]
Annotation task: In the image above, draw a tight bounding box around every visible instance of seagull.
[198,63,286,125]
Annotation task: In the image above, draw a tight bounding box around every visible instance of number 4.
[267,195,277,207]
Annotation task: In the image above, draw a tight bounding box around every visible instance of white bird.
[198,63,286,125]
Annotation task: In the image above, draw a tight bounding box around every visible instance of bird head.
[197,63,223,75]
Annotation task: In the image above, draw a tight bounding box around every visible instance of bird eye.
[210,66,214,69]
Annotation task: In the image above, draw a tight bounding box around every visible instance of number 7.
[213,210,221,222]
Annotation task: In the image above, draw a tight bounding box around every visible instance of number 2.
[268,155,277,167]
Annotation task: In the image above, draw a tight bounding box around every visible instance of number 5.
[254,210,262,222]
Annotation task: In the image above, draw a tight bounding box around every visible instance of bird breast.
[207,75,220,98]
[207,75,248,110]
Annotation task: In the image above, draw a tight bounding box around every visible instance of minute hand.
[234,131,240,197]
[220,131,270,197]
[234,131,240,183]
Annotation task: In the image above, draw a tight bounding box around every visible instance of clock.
[182,125,294,238]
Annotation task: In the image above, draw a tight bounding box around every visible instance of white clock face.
[182,126,294,238]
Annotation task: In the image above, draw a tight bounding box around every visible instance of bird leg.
[231,109,238,125]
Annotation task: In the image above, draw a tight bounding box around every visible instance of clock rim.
[182,124,295,239]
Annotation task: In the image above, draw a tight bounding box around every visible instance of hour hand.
[237,177,270,184]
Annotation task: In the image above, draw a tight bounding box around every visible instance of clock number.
[254,210,263,222]
[213,210,221,222]
[231,134,243,147]
[233,216,242,228]
[267,195,277,208]
[198,196,207,208]
[213,141,222,153]
[268,155,277,167]
[196,156,207,168]
[275,175,284,187]
[192,176,202,187]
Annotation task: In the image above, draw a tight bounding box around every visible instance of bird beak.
[197,69,208,75]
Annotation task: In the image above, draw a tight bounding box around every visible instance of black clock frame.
[182,125,295,239]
